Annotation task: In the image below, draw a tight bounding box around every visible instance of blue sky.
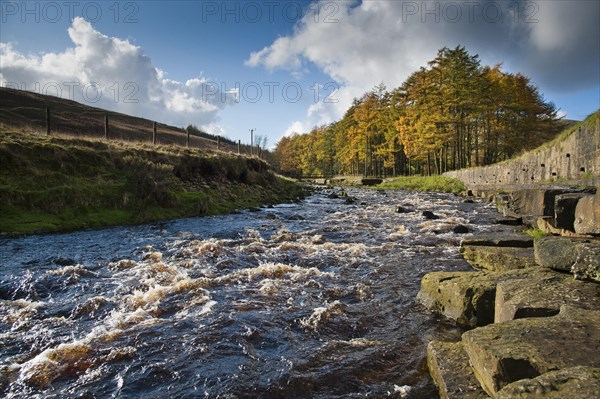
[1,1,599,146]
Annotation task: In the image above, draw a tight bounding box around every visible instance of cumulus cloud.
[247,0,599,133]
[0,17,237,132]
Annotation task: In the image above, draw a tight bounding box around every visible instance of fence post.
[46,107,50,135]
[217,135,220,151]
[104,114,109,140]
[186,127,190,148]
[238,140,241,154]
[152,121,157,144]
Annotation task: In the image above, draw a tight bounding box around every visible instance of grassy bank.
[376,176,465,194]
[0,130,307,236]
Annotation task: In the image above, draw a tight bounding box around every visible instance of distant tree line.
[274,46,562,178]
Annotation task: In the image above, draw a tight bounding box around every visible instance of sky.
[1,0,599,147]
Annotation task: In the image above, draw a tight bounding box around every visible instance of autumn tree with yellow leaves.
[274,46,561,178]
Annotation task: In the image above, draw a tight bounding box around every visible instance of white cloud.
[248,0,599,132]
[0,17,236,132]
[283,120,307,137]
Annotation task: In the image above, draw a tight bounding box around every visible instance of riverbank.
[419,185,600,397]
[0,130,307,236]
[303,175,465,194]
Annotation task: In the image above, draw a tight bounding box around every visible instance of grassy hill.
[0,87,241,152]
[0,89,306,236]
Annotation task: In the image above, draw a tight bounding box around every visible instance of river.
[0,188,512,398]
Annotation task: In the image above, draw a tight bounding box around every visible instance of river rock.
[574,191,600,235]
[461,233,533,248]
[462,306,600,396]
[422,211,440,220]
[452,225,470,234]
[495,366,600,399]
[427,341,489,399]
[417,269,554,327]
[495,273,600,323]
[534,237,600,281]
[460,246,536,272]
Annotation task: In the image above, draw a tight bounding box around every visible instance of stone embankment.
[420,111,600,398]
[443,111,600,191]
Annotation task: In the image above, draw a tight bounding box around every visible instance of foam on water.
[0,188,513,398]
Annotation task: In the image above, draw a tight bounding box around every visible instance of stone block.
[533,236,580,271]
[461,233,533,248]
[534,236,600,281]
[462,306,600,396]
[495,273,600,323]
[460,246,536,272]
[427,341,489,399]
[417,269,554,327]
[574,191,600,235]
[495,366,600,399]
[505,189,570,219]
[554,193,588,230]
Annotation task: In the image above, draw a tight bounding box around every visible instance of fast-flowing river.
[1,188,511,398]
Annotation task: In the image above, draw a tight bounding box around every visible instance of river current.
[0,188,512,398]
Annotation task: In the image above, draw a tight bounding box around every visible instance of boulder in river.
[452,225,470,234]
[422,211,440,220]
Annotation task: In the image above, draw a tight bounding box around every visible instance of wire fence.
[2,105,268,158]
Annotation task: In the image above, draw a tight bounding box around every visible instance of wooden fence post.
[217,135,220,151]
[152,121,157,144]
[186,127,190,148]
[46,107,50,135]
[104,114,109,140]
[238,140,241,154]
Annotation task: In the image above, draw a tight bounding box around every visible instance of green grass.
[532,110,599,153]
[524,228,547,238]
[0,130,307,236]
[376,175,465,194]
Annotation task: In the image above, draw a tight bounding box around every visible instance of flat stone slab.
[495,273,600,323]
[427,341,489,399]
[495,366,600,399]
[462,306,600,396]
[461,233,533,248]
[460,246,536,272]
[417,269,556,327]
[534,236,600,282]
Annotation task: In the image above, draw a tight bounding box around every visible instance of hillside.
[0,116,306,236]
[0,87,241,152]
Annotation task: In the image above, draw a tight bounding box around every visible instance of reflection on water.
[0,188,510,398]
